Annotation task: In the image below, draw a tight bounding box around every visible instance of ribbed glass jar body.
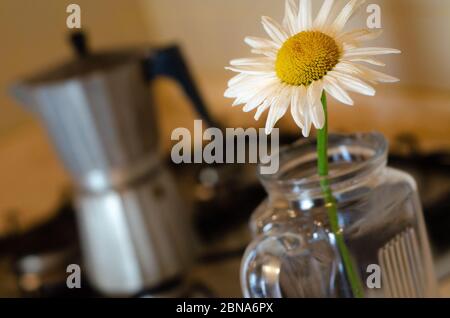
[241,133,437,298]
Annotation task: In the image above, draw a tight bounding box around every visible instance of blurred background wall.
[138,0,450,149]
[1,0,449,143]
[0,0,149,136]
[139,0,450,89]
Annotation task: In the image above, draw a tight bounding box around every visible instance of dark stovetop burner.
[0,200,98,298]
[389,151,450,252]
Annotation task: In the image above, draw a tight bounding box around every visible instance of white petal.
[310,103,325,130]
[302,112,312,137]
[337,28,383,44]
[243,99,264,112]
[334,61,370,81]
[226,89,246,100]
[366,70,399,83]
[329,71,376,96]
[224,87,236,98]
[283,0,299,35]
[227,73,274,90]
[244,36,279,49]
[225,65,275,75]
[265,105,279,133]
[332,0,366,33]
[227,73,249,87]
[334,61,363,76]
[307,81,325,129]
[261,16,289,45]
[336,61,399,83]
[344,47,402,58]
[355,65,399,83]
[256,84,285,119]
[323,76,354,105]
[314,0,335,29]
[251,48,278,58]
[230,83,281,104]
[255,100,271,121]
[243,82,281,112]
[225,76,273,98]
[227,78,278,102]
[307,80,324,106]
[345,57,386,67]
[230,57,275,66]
[232,96,246,107]
[227,64,274,72]
[298,85,308,117]
[290,86,307,129]
[298,0,313,31]
[343,43,357,51]
[265,86,290,134]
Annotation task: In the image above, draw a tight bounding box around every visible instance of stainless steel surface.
[11,51,159,192]
[76,165,195,296]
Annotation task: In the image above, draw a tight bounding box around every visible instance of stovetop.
[1,134,450,297]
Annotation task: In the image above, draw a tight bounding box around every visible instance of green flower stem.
[317,92,364,298]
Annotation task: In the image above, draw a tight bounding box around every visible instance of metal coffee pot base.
[75,166,195,297]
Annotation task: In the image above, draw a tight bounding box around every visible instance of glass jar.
[241,133,437,298]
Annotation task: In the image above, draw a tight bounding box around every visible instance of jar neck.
[258,133,388,202]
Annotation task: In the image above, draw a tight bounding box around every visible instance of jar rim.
[258,132,388,196]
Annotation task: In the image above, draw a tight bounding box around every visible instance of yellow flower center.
[275,31,341,86]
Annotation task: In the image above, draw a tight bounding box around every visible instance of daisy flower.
[225,0,401,136]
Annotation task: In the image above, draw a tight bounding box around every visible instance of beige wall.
[0,0,149,137]
[1,0,450,136]
[137,0,450,146]
[138,0,450,89]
